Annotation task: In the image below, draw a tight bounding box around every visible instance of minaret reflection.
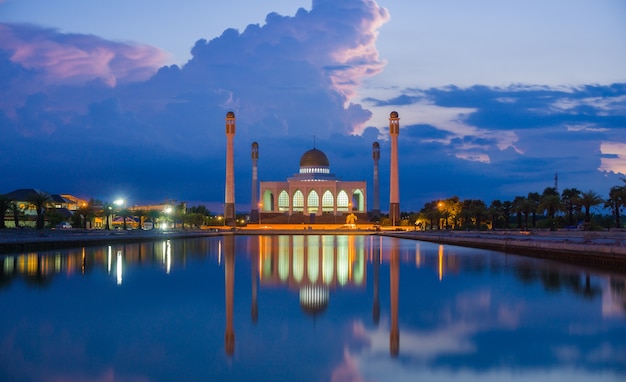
[372,236,381,326]
[389,238,400,357]
[251,236,259,324]
[224,235,235,356]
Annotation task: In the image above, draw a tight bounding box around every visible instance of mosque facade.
[258,147,367,218]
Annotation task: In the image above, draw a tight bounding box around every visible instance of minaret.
[250,142,259,223]
[389,111,400,226]
[389,237,400,357]
[372,142,381,220]
[224,111,236,226]
[224,235,235,356]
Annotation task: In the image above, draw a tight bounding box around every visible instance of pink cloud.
[0,23,169,86]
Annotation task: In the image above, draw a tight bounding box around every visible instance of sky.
[0,0,625,212]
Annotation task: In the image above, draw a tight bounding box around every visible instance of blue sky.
[0,0,625,212]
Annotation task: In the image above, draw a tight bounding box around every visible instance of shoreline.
[383,230,626,271]
[1,227,625,271]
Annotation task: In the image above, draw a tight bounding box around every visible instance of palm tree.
[101,202,113,230]
[561,188,582,226]
[502,201,513,229]
[512,196,525,229]
[579,190,604,223]
[471,200,487,229]
[133,209,147,230]
[26,191,51,230]
[76,202,95,229]
[119,208,131,230]
[10,202,21,228]
[527,192,541,228]
[0,194,12,229]
[539,187,561,231]
[487,199,503,230]
[605,184,625,228]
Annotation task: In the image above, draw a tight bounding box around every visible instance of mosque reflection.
[224,235,400,356]
[1,235,625,359]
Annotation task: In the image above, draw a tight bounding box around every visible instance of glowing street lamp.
[258,202,262,225]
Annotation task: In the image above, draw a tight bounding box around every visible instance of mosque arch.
[337,190,349,212]
[321,190,334,213]
[352,189,365,212]
[262,190,274,212]
[278,190,290,212]
[307,190,319,214]
[293,190,304,213]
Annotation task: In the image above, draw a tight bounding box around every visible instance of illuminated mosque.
[223,111,401,225]
[258,146,367,223]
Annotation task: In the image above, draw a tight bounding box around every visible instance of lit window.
[293,190,304,212]
[278,191,289,212]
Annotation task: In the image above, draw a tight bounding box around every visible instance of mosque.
[258,147,367,223]
[223,111,400,225]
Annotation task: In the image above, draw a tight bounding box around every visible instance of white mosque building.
[258,147,367,223]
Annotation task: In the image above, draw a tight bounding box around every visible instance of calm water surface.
[1,235,625,381]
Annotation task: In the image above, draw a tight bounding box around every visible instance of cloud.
[0,0,392,206]
[0,23,169,86]
[599,141,626,175]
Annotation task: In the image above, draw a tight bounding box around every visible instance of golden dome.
[299,148,329,168]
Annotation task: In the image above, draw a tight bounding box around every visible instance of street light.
[258,202,262,225]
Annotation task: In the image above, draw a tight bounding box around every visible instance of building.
[258,147,366,223]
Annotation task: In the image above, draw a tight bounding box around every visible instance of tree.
[527,192,541,228]
[420,201,441,230]
[26,191,51,230]
[0,194,11,229]
[502,201,513,229]
[101,202,113,230]
[487,199,503,230]
[512,196,526,229]
[119,208,131,230]
[605,184,626,228]
[561,188,582,226]
[10,202,21,228]
[76,202,95,229]
[579,190,604,223]
[539,187,561,231]
[133,209,147,230]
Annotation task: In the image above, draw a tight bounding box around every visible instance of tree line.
[0,192,218,230]
[391,179,626,231]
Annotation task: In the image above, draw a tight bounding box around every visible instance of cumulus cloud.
[0,23,169,86]
[0,0,391,205]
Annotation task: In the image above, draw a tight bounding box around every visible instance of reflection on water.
[1,235,625,382]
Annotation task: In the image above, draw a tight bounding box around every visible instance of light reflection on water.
[0,235,625,382]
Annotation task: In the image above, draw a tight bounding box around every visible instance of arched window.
[278,190,289,212]
[337,190,349,212]
[322,190,334,213]
[262,190,274,212]
[293,190,304,212]
[352,189,365,212]
[307,190,319,214]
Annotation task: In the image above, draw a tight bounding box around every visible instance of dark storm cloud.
[368,83,626,208]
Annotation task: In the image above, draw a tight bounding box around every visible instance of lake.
[1,234,624,381]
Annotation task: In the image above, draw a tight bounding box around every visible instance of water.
[1,235,624,381]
